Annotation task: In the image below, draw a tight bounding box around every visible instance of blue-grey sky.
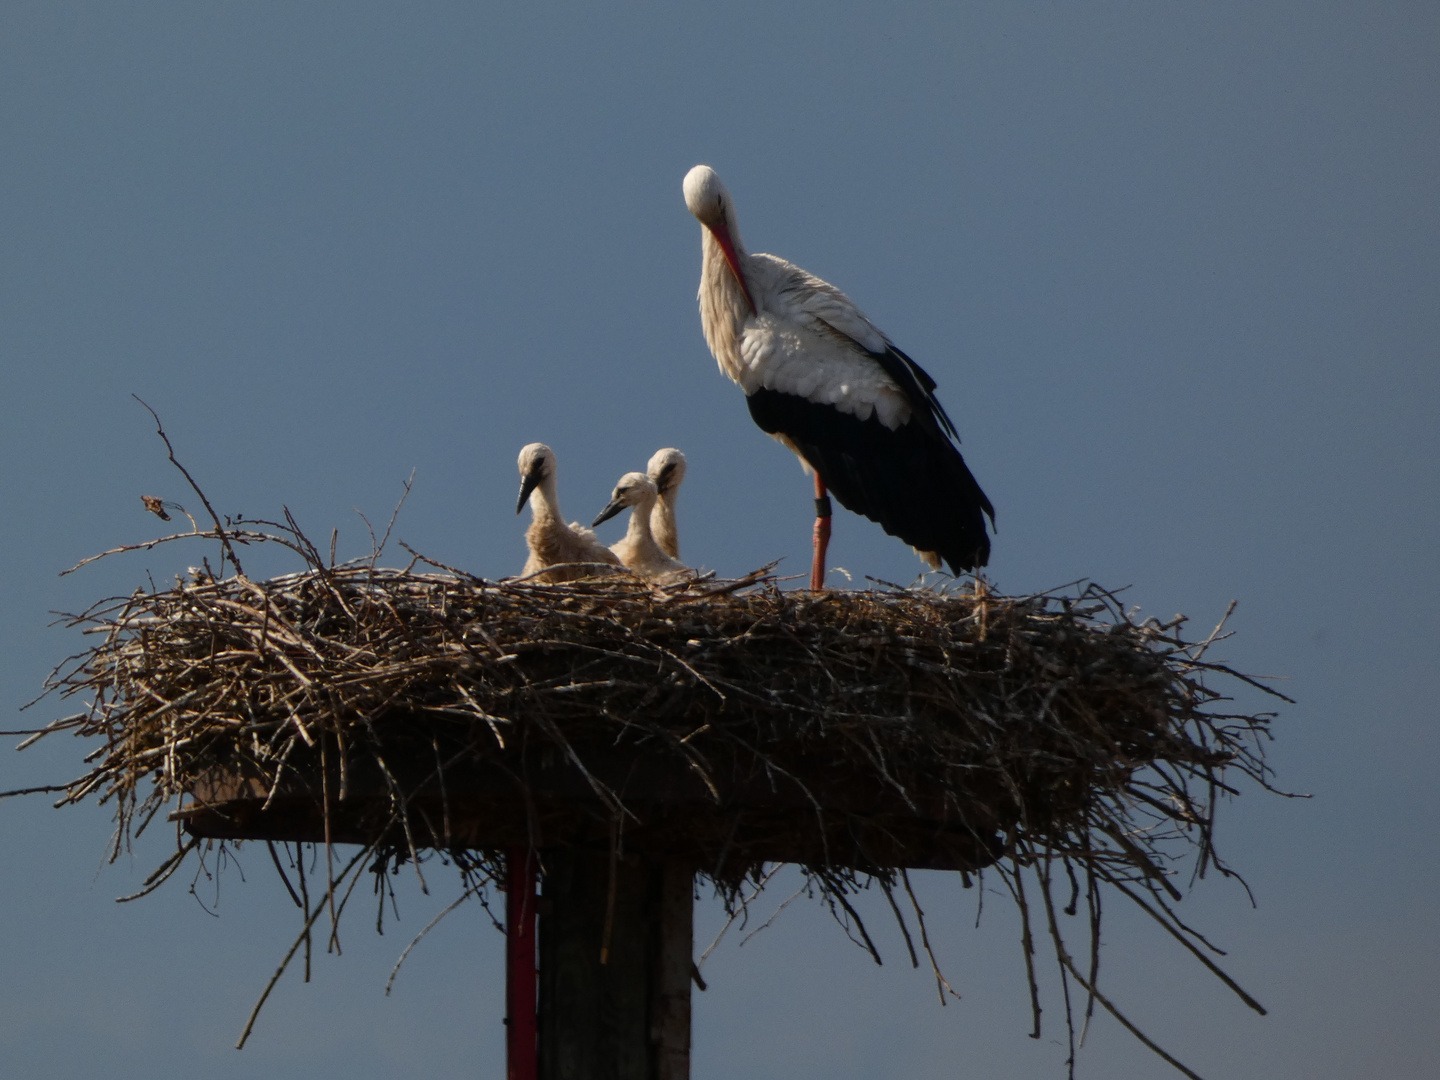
[2,3,1436,1077]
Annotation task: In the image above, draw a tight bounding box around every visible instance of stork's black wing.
[746,387,994,573]
[871,342,959,441]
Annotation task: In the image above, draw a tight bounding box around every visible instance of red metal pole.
[811,474,832,591]
[506,848,538,1080]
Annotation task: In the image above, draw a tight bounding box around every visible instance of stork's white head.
[516,442,556,514]
[592,471,659,528]
[683,165,734,230]
[646,447,687,498]
[684,164,755,315]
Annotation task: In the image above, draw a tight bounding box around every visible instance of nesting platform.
[29,561,1278,1080]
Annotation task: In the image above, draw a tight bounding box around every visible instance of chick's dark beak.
[591,495,625,529]
[516,468,542,514]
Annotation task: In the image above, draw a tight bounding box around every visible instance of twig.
[385,880,484,995]
[235,846,369,1049]
[132,396,245,577]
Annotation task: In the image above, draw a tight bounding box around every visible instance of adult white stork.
[515,443,622,581]
[646,447,687,560]
[592,472,691,583]
[682,165,994,589]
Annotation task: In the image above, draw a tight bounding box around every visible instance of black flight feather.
[746,387,994,574]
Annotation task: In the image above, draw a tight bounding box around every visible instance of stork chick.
[646,447,687,560]
[592,472,690,583]
[516,443,622,582]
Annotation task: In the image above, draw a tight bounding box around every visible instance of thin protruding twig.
[132,396,245,577]
[236,847,369,1049]
[115,837,199,902]
[385,881,483,995]
[266,841,303,909]
[1008,853,1044,1039]
[1106,877,1266,1015]
[370,469,415,567]
[901,869,960,1005]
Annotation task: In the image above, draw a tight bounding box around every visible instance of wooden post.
[507,848,539,1080]
[652,864,693,1080]
[538,851,693,1080]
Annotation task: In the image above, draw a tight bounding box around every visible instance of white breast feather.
[739,256,912,430]
[699,241,917,431]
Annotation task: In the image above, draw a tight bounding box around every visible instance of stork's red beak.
[708,220,757,316]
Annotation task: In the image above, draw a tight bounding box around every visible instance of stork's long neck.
[528,475,563,527]
[698,227,753,386]
[652,492,679,559]
[624,490,661,553]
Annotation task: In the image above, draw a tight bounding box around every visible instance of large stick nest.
[18,516,1287,1077]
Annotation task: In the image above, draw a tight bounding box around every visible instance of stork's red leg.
[506,848,538,1080]
[811,474,832,591]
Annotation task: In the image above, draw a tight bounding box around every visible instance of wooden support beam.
[177,746,1008,874]
[538,851,693,1080]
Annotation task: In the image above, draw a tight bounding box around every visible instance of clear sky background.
[1,3,1436,1078]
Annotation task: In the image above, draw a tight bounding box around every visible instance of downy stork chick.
[682,164,995,588]
[592,472,691,583]
[646,447,687,560]
[516,443,622,582]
